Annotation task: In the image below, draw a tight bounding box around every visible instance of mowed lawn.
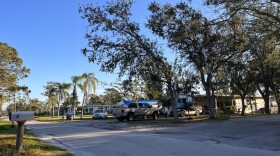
[0,120,72,156]
[35,114,115,122]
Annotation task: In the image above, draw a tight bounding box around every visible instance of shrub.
[224,106,236,114]
[259,108,265,114]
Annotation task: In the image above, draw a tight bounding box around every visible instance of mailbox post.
[10,111,34,152]
[16,121,25,151]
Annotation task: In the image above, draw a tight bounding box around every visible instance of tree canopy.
[79,0,201,120]
[0,42,30,91]
[147,1,247,118]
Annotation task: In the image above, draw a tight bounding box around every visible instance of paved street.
[26,115,280,156]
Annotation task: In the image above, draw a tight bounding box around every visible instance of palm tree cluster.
[43,72,98,119]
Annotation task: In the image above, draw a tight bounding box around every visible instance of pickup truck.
[113,102,161,121]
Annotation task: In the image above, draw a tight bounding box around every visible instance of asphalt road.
[25,115,280,156]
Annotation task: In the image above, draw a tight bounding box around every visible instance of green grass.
[35,114,116,122]
[0,120,73,156]
[34,116,62,122]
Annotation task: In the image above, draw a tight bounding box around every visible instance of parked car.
[168,104,202,117]
[112,102,162,121]
[93,110,108,119]
[66,112,74,120]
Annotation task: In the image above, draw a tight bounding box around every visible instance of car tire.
[152,112,158,120]
[180,110,187,117]
[117,117,124,121]
[127,113,134,121]
[196,110,200,116]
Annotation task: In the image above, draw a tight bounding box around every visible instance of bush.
[259,108,265,114]
[224,106,236,114]
[34,111,49,117]
[215,108,230,119]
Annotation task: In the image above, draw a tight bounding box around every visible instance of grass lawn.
[0,120,73,156]
[35,114,115,122]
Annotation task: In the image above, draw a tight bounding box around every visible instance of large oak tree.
[147,2,247,118]
[79,0,196,120]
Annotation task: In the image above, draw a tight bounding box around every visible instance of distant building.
[83,105,113,114]
[192,94,278,114]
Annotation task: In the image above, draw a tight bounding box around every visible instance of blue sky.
[1,0,207,108]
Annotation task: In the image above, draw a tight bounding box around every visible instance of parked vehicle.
[112,102,161,121]
[66,112,74,120]
[182,105,202,116]
[167,104,202,117]
[92,110,108,119]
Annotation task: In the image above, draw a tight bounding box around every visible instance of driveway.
[26,115,280,156]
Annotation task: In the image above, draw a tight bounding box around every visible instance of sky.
[0,0,207,109]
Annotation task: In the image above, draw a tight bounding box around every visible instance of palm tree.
[43,82,58,118]
[79,73,98,119]
[55,82,71,118]
[49,96,57,118]
[71,76,82,119]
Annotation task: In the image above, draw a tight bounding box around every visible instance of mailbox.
[10,111,34,121]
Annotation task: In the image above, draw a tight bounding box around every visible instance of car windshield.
[95,110,104,113]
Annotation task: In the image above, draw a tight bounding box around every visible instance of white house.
[83,105,113,114]
[192,94,278,114]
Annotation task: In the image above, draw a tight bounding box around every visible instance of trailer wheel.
[152,112,158,120]
[180,110,187,117]
[127,113,135,121]
[196,110,200,116]
[117,117,124,121]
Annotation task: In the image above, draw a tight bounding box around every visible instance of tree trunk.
[0,103,2,116]
[81,94,85,119]
[257,85,270,114]
[72,85,77,119]
[72,104,75,119]
[277,101,280,114]
[14,93,16,111]
[168,82,178,122]
[264,95,270,114]
[200,71,216,119]
[205,86,216,119]
[52,102,54,118]
[81,104,84,119]
[209,95,216,119]
[241,96,246,116]
[57,102,60,118]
